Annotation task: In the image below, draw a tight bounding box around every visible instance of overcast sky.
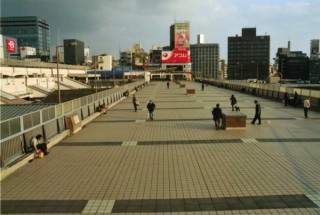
[1,0,320,61]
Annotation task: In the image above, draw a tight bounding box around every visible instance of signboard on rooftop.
[174,22,190,51]
[161,50,190,63]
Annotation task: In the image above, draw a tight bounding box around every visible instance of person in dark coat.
[132,95,138,112]
[294,91,299,107]
[167,81,170,89]
[201,83,204,91]
[284,92,289,106]
[230,95,237,111]
[212,103,223,130]
[147,100,156,120]
[251,100,261,125]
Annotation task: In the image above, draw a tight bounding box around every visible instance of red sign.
[162,50,190,63]
[6,39,16,52]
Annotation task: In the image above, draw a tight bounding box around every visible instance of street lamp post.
[94,56,97,93]
[256,62,259,80]
[273,57,283,86]
[56,42,77,103]
[236,62,243,80]
[251,61,259,81]
[56,45,64,104]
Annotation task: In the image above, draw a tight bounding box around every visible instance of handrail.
[0,80,147,168]
[196,78,320,99]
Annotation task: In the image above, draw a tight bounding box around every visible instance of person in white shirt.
[303,98,311,118]
[32,134,49,155]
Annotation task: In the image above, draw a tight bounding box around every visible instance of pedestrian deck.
[1,81,320,214]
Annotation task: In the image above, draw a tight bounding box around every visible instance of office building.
[64,39,84,65]
[0,16,50,61]
[310,39,319,60]
[190,35,219,79]
[309,59,320,83]
[277,49,310,80]
[197,34,204,44]
[162,22,191,80]
[228,28,270,80]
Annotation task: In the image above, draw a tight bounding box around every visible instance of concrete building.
[64,39,85,65]
[0,16,50,61]
[93,54,113,71]
[228,28,270,80]
[197,34,204,44]
[190,34,219,79]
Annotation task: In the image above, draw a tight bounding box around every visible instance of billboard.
[162,50,190,63]
[174,23,190,50]
[0,35,18,58]
[20,47,36,59]
[6,39,17,52]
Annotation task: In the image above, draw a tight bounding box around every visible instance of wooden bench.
[186,89,195,95]
[180,84,185,88]
[222,111,247,130]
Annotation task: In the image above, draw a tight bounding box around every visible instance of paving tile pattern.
[1,81,320,214]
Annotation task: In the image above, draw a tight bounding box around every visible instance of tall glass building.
[0,16,50,61]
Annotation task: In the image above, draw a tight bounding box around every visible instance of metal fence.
[197,78,320,110]
[0,80,147,168]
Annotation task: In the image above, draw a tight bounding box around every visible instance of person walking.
[230,95,237,111]
[132,95,139,112]
[147,100,156,120]
[201,83,204,91]
[283,92,289,106]
[212,103,223,130]
[251,100,261,125]
[303,98,311,118]
[294,91,299,107]
[167,81,170,89]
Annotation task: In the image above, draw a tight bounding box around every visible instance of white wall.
[1,66,86,77]
[97,55,113,70]
[1,77,55,96]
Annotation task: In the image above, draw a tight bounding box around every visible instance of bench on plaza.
[175,81,180,84]
[180,84,185,88]
[222,111,247,130]
[186,89,195,95]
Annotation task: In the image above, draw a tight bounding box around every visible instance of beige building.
[93,54,113,70]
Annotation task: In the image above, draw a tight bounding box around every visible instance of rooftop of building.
[1,81,320,214]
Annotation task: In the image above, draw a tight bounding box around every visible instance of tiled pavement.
[1,81,320,214]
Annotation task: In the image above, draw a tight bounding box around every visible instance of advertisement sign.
[6,39,16,52]
[20,47,36,59]
[162,50,190,63]
[174,23,190,50]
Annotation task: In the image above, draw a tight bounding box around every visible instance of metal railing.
[0,80,147,168]
[197,78,320,98]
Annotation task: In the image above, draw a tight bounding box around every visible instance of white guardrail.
[0,80,147,168]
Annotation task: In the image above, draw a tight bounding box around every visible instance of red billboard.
[6,39,16,52]
[162,50,190,63]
